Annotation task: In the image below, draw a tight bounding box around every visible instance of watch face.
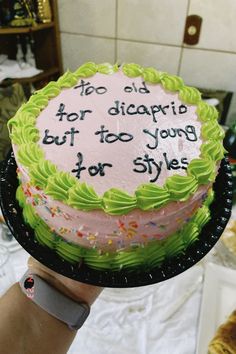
[23,275,35,299]
[24,276,34,289]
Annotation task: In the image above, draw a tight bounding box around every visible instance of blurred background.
[1,1,236,353]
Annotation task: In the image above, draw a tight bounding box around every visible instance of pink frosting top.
[36,71,202,195]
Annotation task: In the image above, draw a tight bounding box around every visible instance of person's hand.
[0,257,103,354]
[27,257,103,305]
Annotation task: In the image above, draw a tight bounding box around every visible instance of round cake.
[8,62,225,270]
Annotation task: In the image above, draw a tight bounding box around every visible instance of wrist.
[27,257,103,305]
[0,284,78,354]
[20,270,91,331]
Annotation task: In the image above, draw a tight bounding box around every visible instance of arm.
[0,258,103,354]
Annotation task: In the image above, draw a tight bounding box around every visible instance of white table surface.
[0,212,235,354]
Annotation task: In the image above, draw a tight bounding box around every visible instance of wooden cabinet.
[0,0,62,88]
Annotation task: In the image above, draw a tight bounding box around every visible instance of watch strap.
[19,270,90,330]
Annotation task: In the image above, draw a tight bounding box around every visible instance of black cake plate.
[0,150,233,288]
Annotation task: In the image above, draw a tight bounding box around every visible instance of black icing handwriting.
[163,153,188,171]
[107,100,187,123]
[133,154,163,183]
[71,152,86,178]
[42,128,79,146]
[94,125,133,143]
[143,125,198,150]
[74,79,107,96]
[178,104,187,114]
[71,152,113,179]
[56,103,92,122]
[133,153,189,182]
[88,162,113,176]
[124,81,150,94]
[108,100,168,122]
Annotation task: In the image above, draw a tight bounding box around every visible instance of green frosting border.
[8,62,226,215]
[16,184,214,270]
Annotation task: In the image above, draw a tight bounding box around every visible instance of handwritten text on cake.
[42,79,199,183]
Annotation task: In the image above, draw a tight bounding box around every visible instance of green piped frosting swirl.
[10,124,39,145]
[197,101,219,121]
[15,184,214,270]
[122,63,143,77]
[68,182,102,210]
[45,172,77,202]
[17,143,44,167]
[160,74,184,92]
[181,222,199,246]
[165,175,198,201]
[28,93,49,109]
[178,86,202,104]
[16,183,25,208]
[18,102,41,116]
[85,251,118,270]
[163,232,185,257]
[200,141,226,161]
[56,240,84,263]
[113,252,142,270]
[97,63,119,74]
[74,62,98,78]
[35,220,56,248]
[143,242,165,269]
[8,62,225,215]
[204,189,214,207]
[136,184,170,210]
[142,67,162,83]
[8,111,36,130]
[23,203,40,229]
[40,81,61,98]
[193,205,211,229]
[188,158,216,184]
[57,70,78,88]
[103,189,137,215]
[201,120,225,141]
[29,160,58,189]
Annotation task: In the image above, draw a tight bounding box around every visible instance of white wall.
[58,0,236,92]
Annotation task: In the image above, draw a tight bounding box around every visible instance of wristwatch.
[19,270,90,330]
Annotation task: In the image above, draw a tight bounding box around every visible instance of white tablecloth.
[70,265,203,354]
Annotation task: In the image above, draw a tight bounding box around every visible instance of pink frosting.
[36,71,202,195]
[19,166,209,252]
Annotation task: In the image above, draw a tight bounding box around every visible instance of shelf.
[11,67,60,84]
[0,1,63,87]
[0,23,54,35]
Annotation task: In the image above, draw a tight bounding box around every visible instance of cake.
[8,62,225,270]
